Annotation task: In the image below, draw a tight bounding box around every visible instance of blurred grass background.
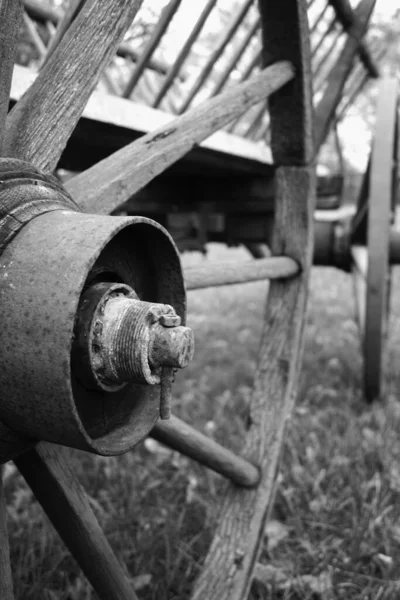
[5,243,400,600]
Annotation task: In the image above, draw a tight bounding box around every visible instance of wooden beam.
[184,255,299,289]
[66,63,294,214]
[4,0,146,171]
[314,0,376,153]
[259,0,314,164]
[122,0,182,99]
[329,0,379,77]
[10,65,273,175]
[23,0,177,79]
[152,0,217,108]
[178,0,254,113]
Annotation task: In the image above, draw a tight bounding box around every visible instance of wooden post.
[314,0,376,153]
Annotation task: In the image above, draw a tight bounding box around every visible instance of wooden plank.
[191,166,314,600]
[66,62,294,214]
[123,0,182,99]
[179,0,254,113]
[15,443,139,600]
[152,0,217,108]
[152,416,260,487]
[314,0,376,153]
[0,0,23,152]
[3,0,146,171]
[0,468,14,600]
[259,0,314,164]
[184,255,299,290]
[10,64,273,174]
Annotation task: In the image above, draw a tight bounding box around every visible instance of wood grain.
[0,0,23,153]
[259,0,314,164]
[152,416,260,487]
[184,256,299,290]
[66,62,294,214]
[0,468,14,600]
[3,0,145,171]
[41,0,85,68]
[15,443,139,600]
[191,166,315,600]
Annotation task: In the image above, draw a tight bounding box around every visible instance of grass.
[5,243,400,600]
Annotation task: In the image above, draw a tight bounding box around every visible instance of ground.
[5,244,400,600]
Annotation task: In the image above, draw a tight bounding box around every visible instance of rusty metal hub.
[0,159,193,462]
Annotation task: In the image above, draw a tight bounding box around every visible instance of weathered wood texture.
[41,0,85,68]
[3,0,145,171]
[152,416,260,487]
[66,62,294,214]
[191,166,315,600]
[15,443,139,600]
[314,0,376,153]
[123,0,182,99]
[0,0,23,152]
[0,469,14,600]
[259,0,314,164]
[184,256,299,290]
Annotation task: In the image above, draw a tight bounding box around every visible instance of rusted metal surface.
[0,167,187,458]
[73,281,194,419]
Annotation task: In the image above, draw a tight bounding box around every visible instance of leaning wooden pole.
[190,0,315,598]
[314,0,376,153]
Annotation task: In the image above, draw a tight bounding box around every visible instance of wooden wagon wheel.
[351,77,399,403]
[0,1,314,599]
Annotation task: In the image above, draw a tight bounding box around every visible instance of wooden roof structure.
[13,0,379,178]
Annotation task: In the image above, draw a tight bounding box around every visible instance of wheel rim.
[351,77,399,402]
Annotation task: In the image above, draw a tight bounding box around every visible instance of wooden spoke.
[178,0,254,113]
[123,0,182,99]
[314,0,376,153]
[184,256,298,290]
[152,0,217,109]
[190,0,314,596]
[3,0,146,171]
[15,443,139,600]
[0,468,14,600]
[41,0,85,69]
[66,62,294,214]
[0,1,23,152]
[152,416,260,488]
